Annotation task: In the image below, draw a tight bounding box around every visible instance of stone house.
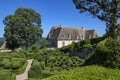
[0,38,6,50]
[47,25,98,48]
[0,38,11,52]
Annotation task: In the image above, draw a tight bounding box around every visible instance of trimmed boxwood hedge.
[28,64,42,78]
[4,62,11,69]
[12,61,28,74]
[12,62,21,69]
[0,71,15,80]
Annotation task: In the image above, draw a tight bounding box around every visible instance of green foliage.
[90,37,106,47]
[4,62,11,69]
[31,46,39,53]
[11,51,26,58]
[60,39,93,59]
[85,38,120,68]
[0,71,15,80]
[12,62,21,69]
[73,0,120,39]
[0,52,27,75]
[60,40,90,53]
[105,38,120,68]
[28,65,42,79]
[41,65,120,80]
[3,7,43,50]
[12,61,28,74]
[32,49,83,73]
[73,0,120,68]
[85,39,109,65]
[0,57,10,66]
[27,53,35,59]
[39,39,50,48]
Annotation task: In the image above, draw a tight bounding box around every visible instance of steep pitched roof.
[47,26,61,40]
[85,30,98,38]
[57,27,86,40]
[47,26,98,40]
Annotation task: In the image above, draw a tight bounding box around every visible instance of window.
[75,35,79,39]
[81,35,84,40]
[68,34,71,39]
[62,41,65,46]
[88,35,91,39]
[62,34,65,39]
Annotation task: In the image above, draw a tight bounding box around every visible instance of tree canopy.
[73,0,120,39]
[3,8,43,50]
[73,0,120,68]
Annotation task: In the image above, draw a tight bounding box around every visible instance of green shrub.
[90,37,105,45]
[4,62,11,69]
[0,71,15,80]
[27,53,35,59]
[28,65,42,78]
[11,52,26,58]
[84,38,120,68]
[0,73,10,80]
[12,62,21,69]
[41,65,120,80]
[84,39,109,65]
[0,60,9,66]
[50,67,63,72]
[12,61,28,74]
[31,46,39,53]
[12,58,26,65]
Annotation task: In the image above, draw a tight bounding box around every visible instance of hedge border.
[12,61,28,74]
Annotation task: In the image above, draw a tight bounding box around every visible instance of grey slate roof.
[47,26,98,40]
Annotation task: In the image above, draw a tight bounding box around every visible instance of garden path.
[16,59,33,80]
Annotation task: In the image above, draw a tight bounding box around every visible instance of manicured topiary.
[28,65,42,78]
[4,62,11,69]
[12,62,21,69]
[0,60,9,66]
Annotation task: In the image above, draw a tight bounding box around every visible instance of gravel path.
[16,59,33,80]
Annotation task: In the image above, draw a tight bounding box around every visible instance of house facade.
[47,25,98,48]
[0,38,11,52]
[0,38,6,50]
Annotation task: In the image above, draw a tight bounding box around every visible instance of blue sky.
[0,0,106,37]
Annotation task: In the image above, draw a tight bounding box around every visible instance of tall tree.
[73,0,120,68]
[73,0,120,39]
[3,8,43,50]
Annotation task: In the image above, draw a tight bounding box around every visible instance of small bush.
[12,62,21,69]
[12,58,26,65]
[41,65,120,80]
[0,60,9,66]
[27,53,35,59]
[12,61,28,74]
[0,71,15,80]
[31,46,39,53]
[4,62,11,69]
[50,67,63,72]
[28,65,42,78]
